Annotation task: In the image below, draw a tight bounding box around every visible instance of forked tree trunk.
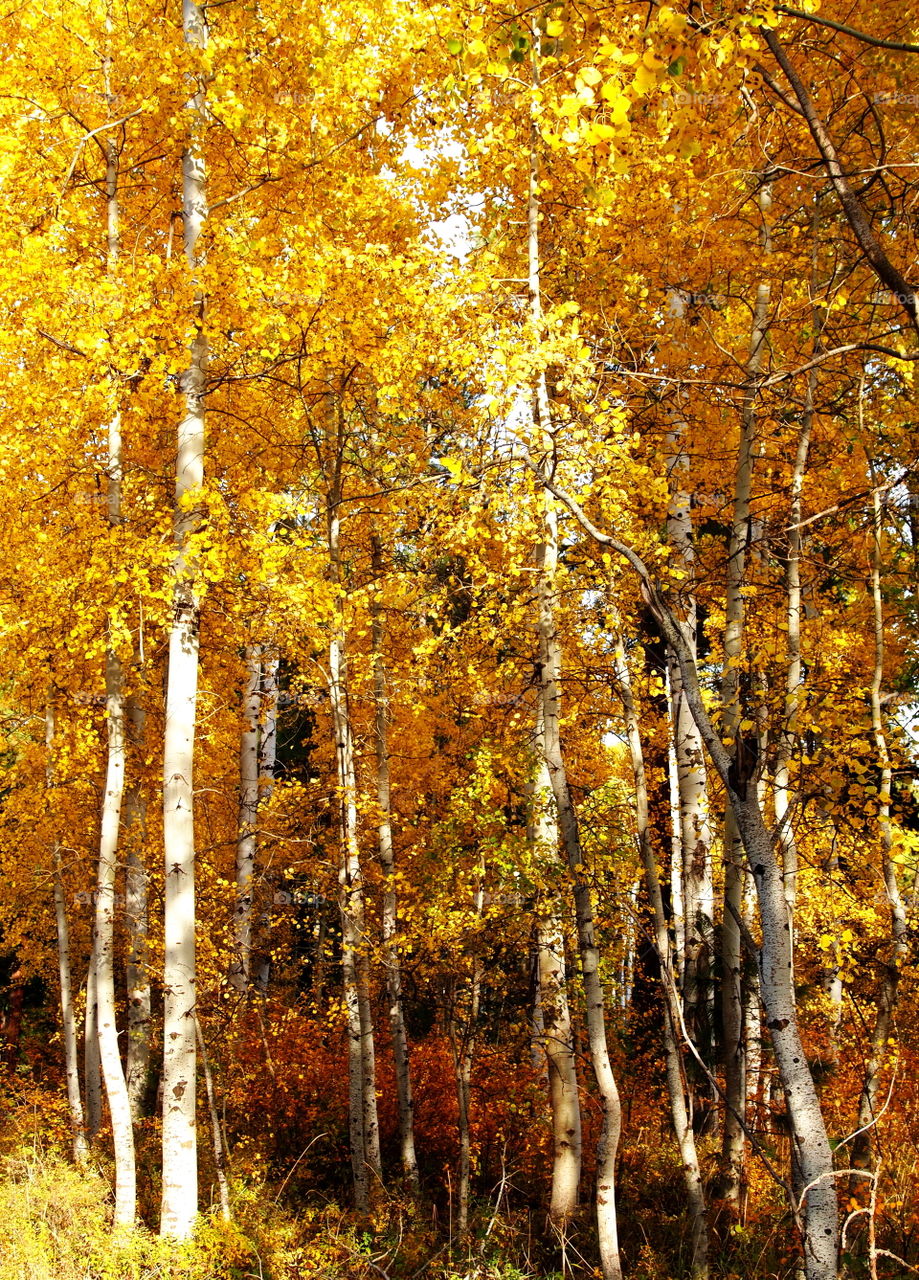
[371,536,419,1195]
[160,0,209,1236]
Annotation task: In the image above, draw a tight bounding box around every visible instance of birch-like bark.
[124,696,150,1122]
[529,731,581,1226]
[160,0,208,1236]
[720,184,772,1206]
[327,424,380,1209]
[528,46,621,1274]
[254,655,278,994]
[48,703,89,1164]
[371,536,419,1195]
[665,422,714,1064]
[231,650,260,991]
[92,127,136,1226]
[853,486,908,1168]
[615,640,709,1277]
[448,879,483,1240]
[95,642,136,1225]
[533,480,839,1280]
[85,937,102,1141]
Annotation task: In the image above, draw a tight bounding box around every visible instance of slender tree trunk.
[326,433,380,1208]
[254,655,278,994]
[527,42,619,1274]
[448,885,483,1241]
[534,482,839,1280]
[196,1017,231,1221]
[719,186,772,1206]
[95,642,136,1225]
[665,423,714,1077]
[160,0,208,1235]
[48,703,89,1164]
[616,640,709,1278]
[124,696,150,1122]
[232,650,260,991]
[85,936,102,1142]
[92,130,136,1226]
[529,729,581,1226]
[371,536,419,1195]
[853,486,908,1169]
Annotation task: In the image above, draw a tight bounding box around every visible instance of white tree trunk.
[527,48,621,1270]
[95,645,136,1226]
[232,650,260,991]
[720,189,772,1205]
[854,486,908,1167]
[84,936,102,1141]
[532,483,839,1280]
[327,441,380,1208]
[615,639,708,1278]
[371,537,419,1195]
[124,696,150,1122]
[47,703,89,1164]
[160,0,208,1235]
[529,741,582,1226]
[93,131,136,1225]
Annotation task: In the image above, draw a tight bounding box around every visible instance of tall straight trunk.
[85,936,102,1141]
[232,650,260,991]
[665,421,713,1066]
[370,536,419,1195]
[160,0,208,1236]
[448,881,483,1241]
[853,486,908,1167]
[254,655,278,993]
[529,730,581,1226]
[528,42,621,1276]
[616,639,709,1276]
[326,429,380,1209]
[48,703,89,1163]
[124,696,150,1122]
[93,128,136,1226]
[720,184,772,1206]
[535,482,839,1280]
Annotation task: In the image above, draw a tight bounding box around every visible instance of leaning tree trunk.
[47,702,89,1164]
[533,480,839,1280]
[160,0,209,1236]
[370,536,419,1195]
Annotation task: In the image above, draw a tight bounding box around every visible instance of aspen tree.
[160,0,209,1236]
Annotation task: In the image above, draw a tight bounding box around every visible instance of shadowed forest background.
[0,0,918,1277]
